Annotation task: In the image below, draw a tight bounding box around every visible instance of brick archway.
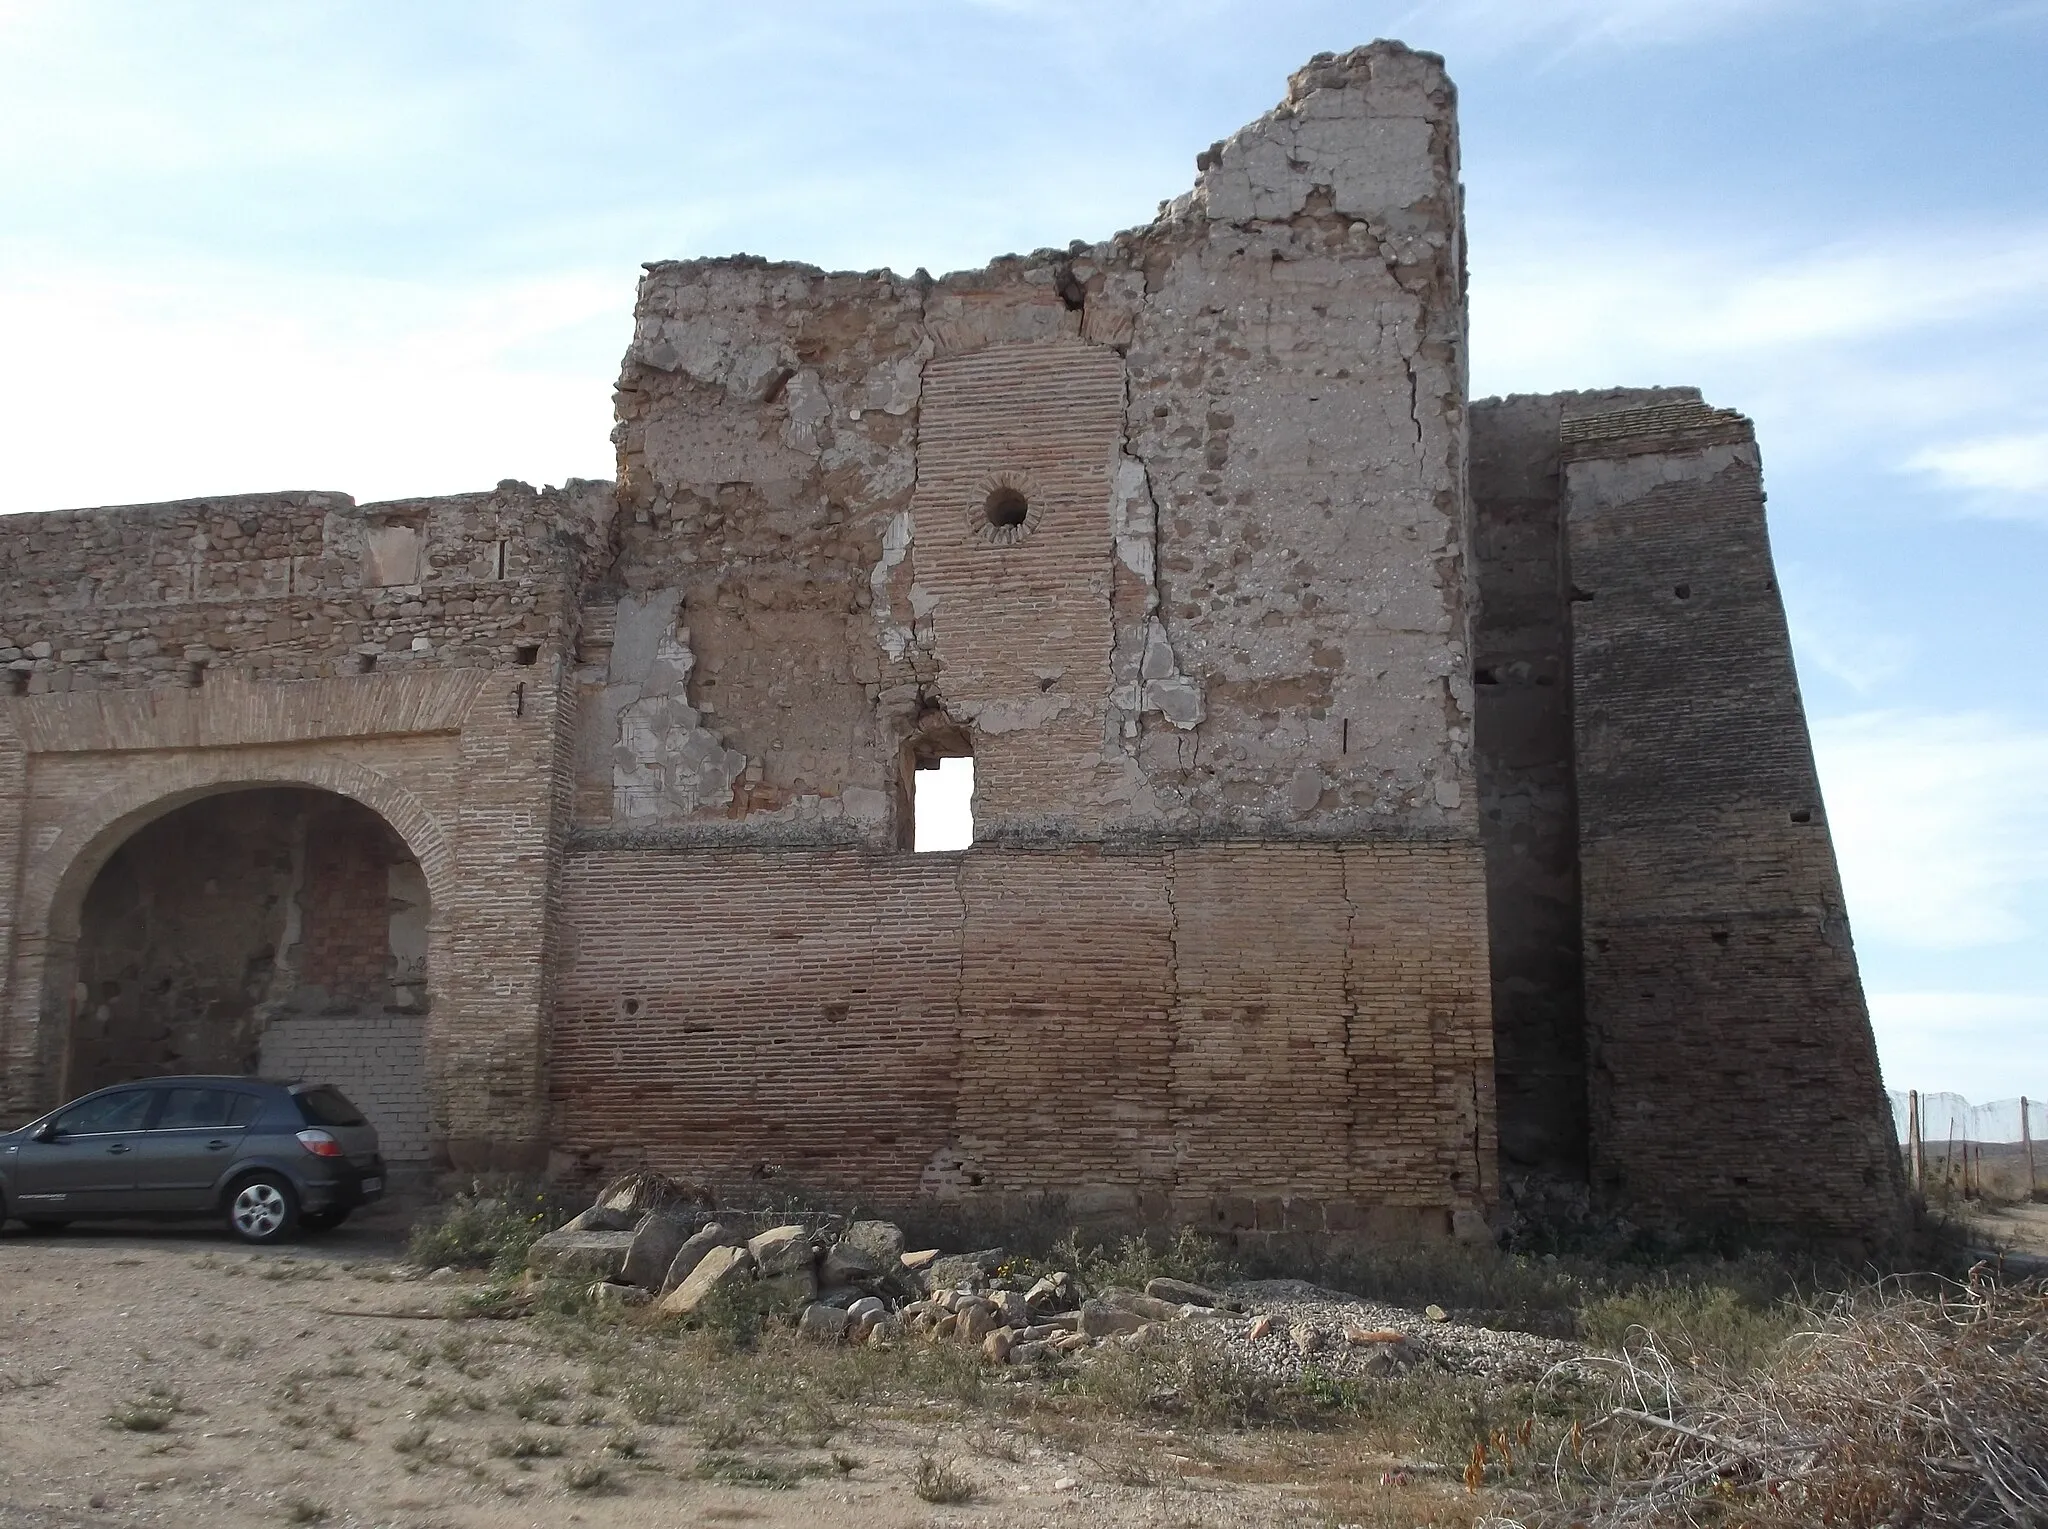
[6,759,453,1137]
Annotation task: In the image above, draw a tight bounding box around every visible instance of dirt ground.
[1969,1197,2048,1259]
[0,1211,1484,1529]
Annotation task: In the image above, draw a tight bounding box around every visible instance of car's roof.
[93,1075,295,1089]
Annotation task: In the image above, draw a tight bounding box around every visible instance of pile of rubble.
[523,1173,1510,1375]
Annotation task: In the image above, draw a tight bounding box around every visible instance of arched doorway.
[64,787,431,1163]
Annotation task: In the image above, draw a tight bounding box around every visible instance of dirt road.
[0,1216,1461,1529]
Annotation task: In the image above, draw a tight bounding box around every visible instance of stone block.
[527,1227,635,1282]
[746,1225,815,1277]
[657,1244,754,1317]
[619,1212,692,1290]
[660,1223,734,1295]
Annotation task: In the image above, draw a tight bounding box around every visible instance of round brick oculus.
[984,486,1029,528]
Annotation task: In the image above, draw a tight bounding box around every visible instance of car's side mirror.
[31,1121,58,1142]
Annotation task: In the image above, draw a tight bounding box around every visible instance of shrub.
[407,1186,562,1274]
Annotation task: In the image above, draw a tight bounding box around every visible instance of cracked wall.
[558,40,1496,1235]
[590,40,1475,849]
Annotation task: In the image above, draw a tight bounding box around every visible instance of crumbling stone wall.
[550,41,1498,1238]
[0,484,610,1170]
[0,40,1907,1248]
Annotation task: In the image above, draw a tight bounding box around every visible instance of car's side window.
[157,1088,241,1130]
[52,1089,155,1136]
[226,1093,262,1128]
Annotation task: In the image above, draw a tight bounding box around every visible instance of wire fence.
[1888,1090,2045,1203]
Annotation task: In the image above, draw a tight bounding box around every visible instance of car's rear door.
[9,1087,160,1216]
[130,1087,262,1213]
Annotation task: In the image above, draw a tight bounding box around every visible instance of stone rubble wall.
[0,481,614,692]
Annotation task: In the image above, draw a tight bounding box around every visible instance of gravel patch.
[1181,1278,1584,1386]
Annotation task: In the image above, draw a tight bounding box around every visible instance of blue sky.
[2,0,2042,1105]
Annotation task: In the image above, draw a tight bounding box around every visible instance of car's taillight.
[295,1129,344,1158]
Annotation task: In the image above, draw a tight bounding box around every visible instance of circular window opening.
[984,486,1029,529]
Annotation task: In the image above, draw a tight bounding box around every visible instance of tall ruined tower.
[1473,393,1908,1251]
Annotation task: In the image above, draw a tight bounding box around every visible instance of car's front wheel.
[226,1174,299,1244]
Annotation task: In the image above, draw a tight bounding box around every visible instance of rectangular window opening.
[913,754,975,853]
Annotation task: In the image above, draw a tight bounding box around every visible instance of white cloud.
[1906,432,2048,502]
[1813,710,2048,952]
[0,255,622,514]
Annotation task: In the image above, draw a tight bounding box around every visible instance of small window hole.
[186,659,209,688]
[5,669,26,697]
[514,642,539,667]
[1789,808,1813,824]
[1473,667,1499,685]
[355,652,378,674]
[984,486,1029,529]
[1673,583,1692,599]
[913,755,974,852]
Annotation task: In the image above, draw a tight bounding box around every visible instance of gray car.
[0,1076,386,1244]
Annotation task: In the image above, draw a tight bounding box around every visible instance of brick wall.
[1563,401,1908,1249]
[551,841,1493,1239]
[299,800,404,1003]
[258,1013,431,1163]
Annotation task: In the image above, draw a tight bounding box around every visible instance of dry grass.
[1509,1272,2048,1528]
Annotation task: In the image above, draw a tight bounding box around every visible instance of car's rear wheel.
[226,1174,299,1244]
[299,1208,350,1233]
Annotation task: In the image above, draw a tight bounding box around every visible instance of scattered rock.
[845,1295,886,1323]
[1290,1323,1325,1354]
[1144,1276,1236,1311]
[958,1301,998,1345]
[746,1225,815,1277]
[657,1244,754,1317]
[1078,1300,1147,1339]
[982,1326,1015,1364]
[900,1249,940,1271]
[1425,1304,1449,1322]
[660,1223,735,1295]
[819,1240,884,1289]
[798,1303,850,1344]
[586,1281,647,1307]
[925,1249,1008,1292]
[620,1212,694,1290]
[1011,1339,1054,1364]
[839,1220,906,1266]
[526,1228,636,1282]
[991,1289,1030,1327]
[1247,1314,1274,1340]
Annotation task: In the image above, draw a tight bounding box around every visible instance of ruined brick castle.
[0,44,1908,1250]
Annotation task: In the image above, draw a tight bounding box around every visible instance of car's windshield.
[294,1086,366,1128]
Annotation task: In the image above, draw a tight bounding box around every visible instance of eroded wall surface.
[547,41,1496,1232]
[0,484,609,1168]
[1560,400,1907,1248]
